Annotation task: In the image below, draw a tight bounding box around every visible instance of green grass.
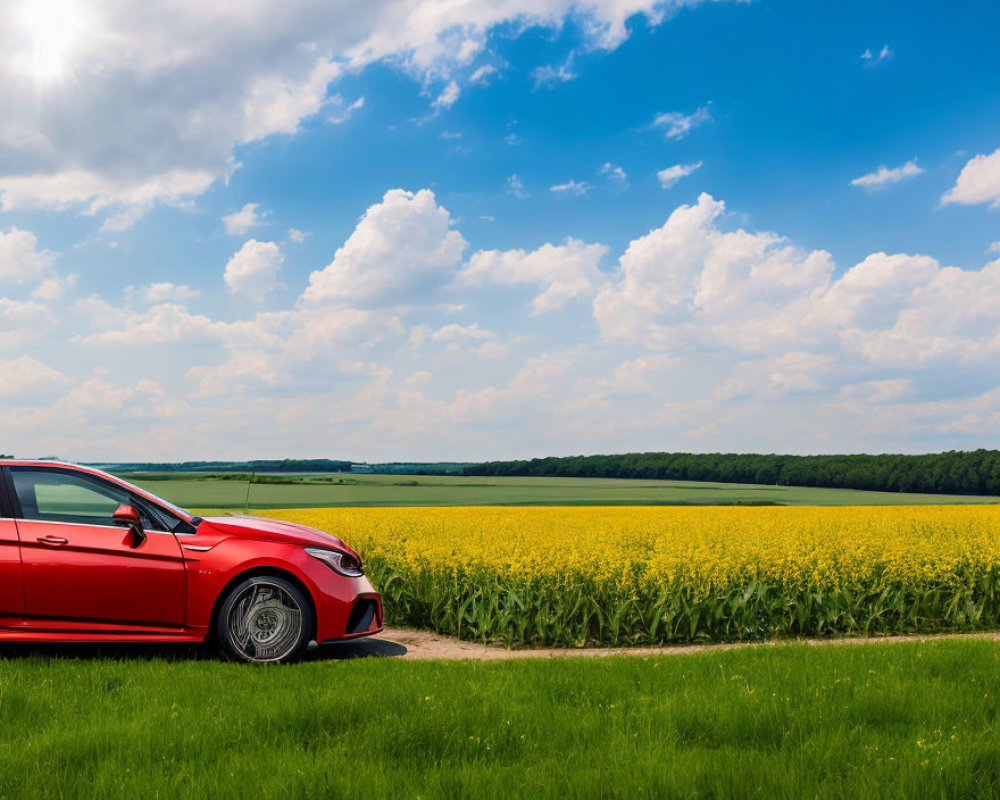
[3,638,1000,798]
[119,472,1000,511]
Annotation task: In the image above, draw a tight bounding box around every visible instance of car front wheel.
[217,576,313,663]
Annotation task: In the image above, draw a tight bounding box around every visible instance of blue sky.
[1,0,999,461]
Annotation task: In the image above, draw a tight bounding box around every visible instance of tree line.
[466,450,1000,496]
[97,459,354,473]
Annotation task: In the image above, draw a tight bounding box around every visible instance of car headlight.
[305,547,364,577]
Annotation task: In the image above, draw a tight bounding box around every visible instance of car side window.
[11,469,129,528]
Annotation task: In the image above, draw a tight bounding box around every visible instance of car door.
[6,466,186,630]
[0,473,24,625]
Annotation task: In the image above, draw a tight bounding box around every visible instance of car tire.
[217,576,313,664]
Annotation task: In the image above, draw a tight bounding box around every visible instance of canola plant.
[262,505,1000,646]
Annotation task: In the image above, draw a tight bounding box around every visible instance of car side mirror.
[113,504,146,547]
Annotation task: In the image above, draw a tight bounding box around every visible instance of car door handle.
[36,536,69,546]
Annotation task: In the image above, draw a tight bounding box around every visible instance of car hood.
[199,516,350,552]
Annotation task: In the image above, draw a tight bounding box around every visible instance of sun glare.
[16,0,92,84]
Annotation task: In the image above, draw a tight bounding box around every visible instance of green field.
[1,638,999,798]
[120,471,1000,511]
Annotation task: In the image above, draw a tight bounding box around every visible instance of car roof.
[0,460,83,468]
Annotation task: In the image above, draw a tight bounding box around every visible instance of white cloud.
[989,241,1000,255]
[595,192,1000,370]
[0,0,718,221]
[550,180,591,196]
[458,238,608,311]
[185,350,285,398]
[651,106,711,140]
[10,378,169,433]
[100,205,148,232]
[850,160,924,192]
[239,58,343,142]
[140,282,201,303]
[0,227,54,283]
[469,64,499,85]
[431,322,494,342]
[328,95,365,124]
[32,273,78,301]
[430,322,495,352]
[612,354,677,393]
[432,80,460,110]
[941,148,1000,208]
[599,162,629,191]
[657,161,703,188]
[82,303,219,346]
[0,297,53,348]
[287,228,307,243]
[844,379,913,404]
[531,59,576,89]
[9,182,1000,460]
[224,240,284,303]
[0,168,217,215]
[303,189,466,307]
[861,44,893,66]
[507,174,527,198]
[0,356,65,397]
[223,203,266,235]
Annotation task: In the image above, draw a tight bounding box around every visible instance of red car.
[0,460,382,663]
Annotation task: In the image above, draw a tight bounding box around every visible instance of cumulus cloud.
[223,203,266,235]
[651,106,711,140]
[8,182,1000,460]
[429,322,496,353]
[224,240,284,303]
[135,282,201,304]
[594,192,1000,369]
[303,189,466,307]
[850,160,923,192]
[0,227,54,283]
[32,273,78,301]
[0,297,54,348]
[941,148,1000,208]
[82,303,219,346]
[612,354,677,393]
[185,350,286,398]
[657,161,703,188]
[0,356,65,397]
[10,378,168,433]
[458,238,608,311]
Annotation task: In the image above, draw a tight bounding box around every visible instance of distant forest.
[466,450,1000,496]
[92,459,473,476]
[95,459,354,473]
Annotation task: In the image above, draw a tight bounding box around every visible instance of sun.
[15,0,93,84]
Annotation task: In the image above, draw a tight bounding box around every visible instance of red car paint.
[0,460,382,646]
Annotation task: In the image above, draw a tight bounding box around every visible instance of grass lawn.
[121,472,1000,510]
[3,638,1000,798]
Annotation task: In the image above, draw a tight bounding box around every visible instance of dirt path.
[318,627,1000,661]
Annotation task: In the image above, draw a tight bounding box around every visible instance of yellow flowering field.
[261,505,1000,646]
